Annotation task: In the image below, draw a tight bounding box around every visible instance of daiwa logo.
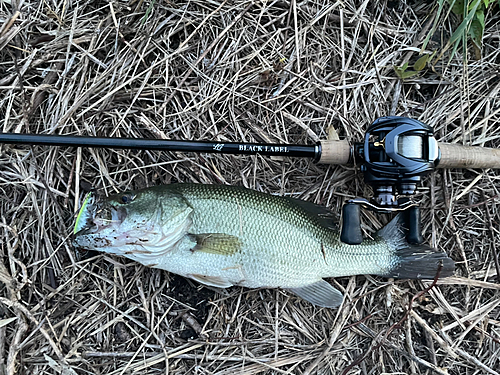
[213,143,225,151]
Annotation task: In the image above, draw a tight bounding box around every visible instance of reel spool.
[340,116,440,245]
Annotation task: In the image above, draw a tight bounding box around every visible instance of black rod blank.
[0,133,320,160]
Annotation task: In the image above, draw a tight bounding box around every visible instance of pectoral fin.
[286,280,343,308]
[188,233,242,256]
[188,274,233,288]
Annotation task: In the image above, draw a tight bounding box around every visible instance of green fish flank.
[72,184,455,308]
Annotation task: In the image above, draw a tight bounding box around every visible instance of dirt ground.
[1,1,499,374]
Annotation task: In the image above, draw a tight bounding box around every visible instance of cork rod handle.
[438,143,500,169]
[318,139,500,169]
[318,140,352,165]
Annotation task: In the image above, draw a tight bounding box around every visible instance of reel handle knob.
[340,203,364,245]
[404,206,424,245]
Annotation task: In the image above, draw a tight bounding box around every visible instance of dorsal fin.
[283,196,338,229]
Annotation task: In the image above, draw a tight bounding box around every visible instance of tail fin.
[377,215,455,279]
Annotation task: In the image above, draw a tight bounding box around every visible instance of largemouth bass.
[73,184,454,308]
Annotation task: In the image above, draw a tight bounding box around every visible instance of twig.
[410,310,458,359]
[170,311,206,339]
[0,11,20,38]
[160,1,255,111]
[481,191,500,283]
[302,278,356,375]
[341,264,443,375]
[0,298,64,361]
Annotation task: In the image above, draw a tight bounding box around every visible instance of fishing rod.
[2,116,500,245]
[0,132,320,160]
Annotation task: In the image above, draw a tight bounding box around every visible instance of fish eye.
[120,193,135,204]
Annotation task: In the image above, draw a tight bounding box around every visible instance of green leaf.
[475,6,485,28]
[394,65,420,79]
[140,0,156,26]
[448,0,481,46]
[413,55,430,71]
[423,0,447,50]
[470,18,484,47]
[449,33,461,63]
[393,62,408,75]
[451,0,465,14]
[470,6,485,48]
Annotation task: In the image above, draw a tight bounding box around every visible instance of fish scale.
[180,186,335,285]
[73,183,455,308]
[178,185,393,281]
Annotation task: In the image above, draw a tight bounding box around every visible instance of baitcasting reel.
[340,116,440,245]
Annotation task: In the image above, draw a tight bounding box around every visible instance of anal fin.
[286,279,343,308]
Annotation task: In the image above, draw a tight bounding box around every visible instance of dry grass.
[1,0,500,374]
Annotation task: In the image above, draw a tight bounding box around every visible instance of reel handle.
[340,201,425,245]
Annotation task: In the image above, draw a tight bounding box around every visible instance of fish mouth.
[73,192,127,236]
